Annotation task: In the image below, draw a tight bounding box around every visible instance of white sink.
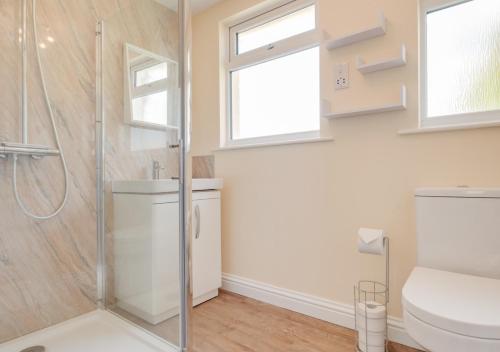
[112,178,223,194]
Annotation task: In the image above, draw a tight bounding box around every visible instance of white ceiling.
[191,0,223,13]
[154,0,223,14]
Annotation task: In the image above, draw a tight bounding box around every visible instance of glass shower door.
[97,0,187,348]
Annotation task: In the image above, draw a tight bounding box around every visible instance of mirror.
[124,43,179,130]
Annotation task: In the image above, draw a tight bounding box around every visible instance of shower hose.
[13,0,69,220]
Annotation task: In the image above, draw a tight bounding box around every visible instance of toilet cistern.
[402,187,500,352]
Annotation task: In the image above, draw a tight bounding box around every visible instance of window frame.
[124,43,179,131]
[130,62,168,102]
[419,0,500,128]
[222,0,321,148]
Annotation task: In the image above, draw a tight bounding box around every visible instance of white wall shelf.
[322,85,407,119]
[325,12,386,50]
[356,44,406,74]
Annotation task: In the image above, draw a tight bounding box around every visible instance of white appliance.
[112,179,222,324]
[402,188,500,352]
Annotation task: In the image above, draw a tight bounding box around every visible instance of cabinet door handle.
[194,204,201,239]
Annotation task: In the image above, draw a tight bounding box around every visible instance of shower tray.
[0,310,176,352]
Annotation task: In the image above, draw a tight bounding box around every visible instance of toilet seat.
[402,267,500,352]
[404,310,500,352]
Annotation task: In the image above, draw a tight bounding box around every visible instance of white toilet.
[402,188,500,352]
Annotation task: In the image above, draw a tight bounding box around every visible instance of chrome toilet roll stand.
[354,237,390,352]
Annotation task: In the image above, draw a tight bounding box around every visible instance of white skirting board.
[222,273,422,350]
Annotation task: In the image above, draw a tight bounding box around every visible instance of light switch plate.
[335,63,349,90]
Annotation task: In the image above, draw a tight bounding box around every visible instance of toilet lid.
[402,267,500,339]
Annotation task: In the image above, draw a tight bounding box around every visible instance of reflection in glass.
[135,62,168,86]
[125,44,179,129]
[133,91,168,125]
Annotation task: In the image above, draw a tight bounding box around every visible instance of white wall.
[191,0,500,318]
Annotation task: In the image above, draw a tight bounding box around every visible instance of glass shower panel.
[99,0,182,348]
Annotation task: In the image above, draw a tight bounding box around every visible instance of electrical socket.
[335,63,349,90]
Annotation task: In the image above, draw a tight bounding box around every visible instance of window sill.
[214,136,334,152]
[398,121,500,135]
[127,120,178,131]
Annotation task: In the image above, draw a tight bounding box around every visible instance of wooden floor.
[115,291,422,352]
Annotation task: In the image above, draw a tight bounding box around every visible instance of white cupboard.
[192,194,221,305]
[113,187,222,325]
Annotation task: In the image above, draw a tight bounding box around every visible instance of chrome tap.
[152,160,164,180]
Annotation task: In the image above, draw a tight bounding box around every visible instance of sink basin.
[112,178,223,194]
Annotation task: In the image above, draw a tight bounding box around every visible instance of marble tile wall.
[193,155,215,179]
[0,0,178,343]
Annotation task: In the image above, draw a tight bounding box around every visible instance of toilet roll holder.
[354,237,390,352]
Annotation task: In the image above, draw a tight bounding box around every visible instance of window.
[124,44,179,130]
[420,0,500,127]
[131,62,169,126]
[224,0,320,146]
[135,62,168,86]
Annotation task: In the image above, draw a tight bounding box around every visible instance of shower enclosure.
[0,0,192,351]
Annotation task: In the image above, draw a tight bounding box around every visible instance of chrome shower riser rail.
[0,142,60,158]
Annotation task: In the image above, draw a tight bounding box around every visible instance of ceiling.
[154,0,223,14]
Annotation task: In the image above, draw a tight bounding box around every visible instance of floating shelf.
[322,85,407,119]
[356,45,407,74]
[325,12,386,50]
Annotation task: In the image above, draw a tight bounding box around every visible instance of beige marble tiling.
[0,0,179,344]
[193,155,215,179]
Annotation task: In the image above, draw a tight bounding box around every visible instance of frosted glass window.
[135,63,168,86]
[237,5,316,55]
[230,47,319,140]
[426,0,500,118]
[132,91,167,125]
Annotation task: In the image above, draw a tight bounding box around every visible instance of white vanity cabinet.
[192,193,221,306]
[112,179,222,325]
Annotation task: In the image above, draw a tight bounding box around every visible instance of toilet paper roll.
[357,341,385,352]
[356,312,386,333]
[358,329,386,347]
[358,228,385,255]
[357,301,386,319]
